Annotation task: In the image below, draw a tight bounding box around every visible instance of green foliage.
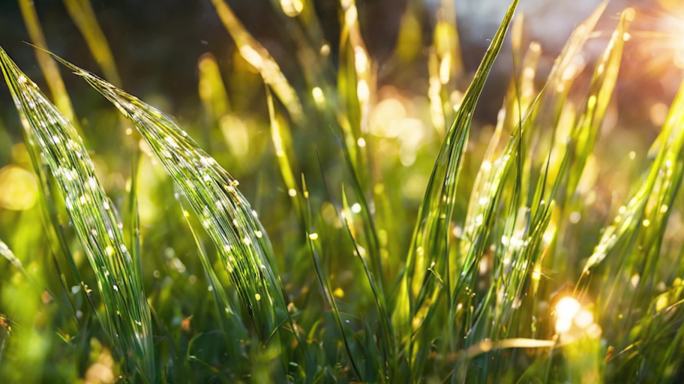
[1,0,684,383]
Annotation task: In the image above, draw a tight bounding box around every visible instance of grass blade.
[64,0,122,86]
[582,79,684,277]
[552,9,633,206]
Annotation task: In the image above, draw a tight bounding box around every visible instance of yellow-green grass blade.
[582,57,683,278]
[211,0,303,123]
[64,0,122,87]
[553,9,633,206]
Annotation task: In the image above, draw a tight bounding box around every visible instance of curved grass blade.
[0,236,52,301]
[300,177,364,381]
[267,88,393,379]
[180,202,247,358]
[0,238,26,276]
[332,5,387,292]
[453,1,607,347]
[266,88,299,214]
[0,48,155,382]
[54,55,290,341]
[340,187,395,378]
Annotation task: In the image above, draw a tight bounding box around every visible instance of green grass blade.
[0,238,24,274]
[300,177,364,381]
[580,18,675,278]
[553,9,632,206]
[582,79,684,276]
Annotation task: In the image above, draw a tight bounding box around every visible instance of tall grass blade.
[582,79,684,277]
[552,9,633,206]
[266,88,299,213]
[337,0,372,173]
[340,187,395,378]
[300,177,364,380]
[427,0,464,134]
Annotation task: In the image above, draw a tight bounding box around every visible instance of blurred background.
[0,0,681,127]
[0,0,683,248]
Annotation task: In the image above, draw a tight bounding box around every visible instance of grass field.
[1,0,684,382]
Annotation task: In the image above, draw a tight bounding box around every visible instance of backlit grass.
[1,0,684,382]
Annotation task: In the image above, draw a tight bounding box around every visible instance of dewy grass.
[0,48,155,382]
[550,8,633,210]
[582,80,684,277]
[0,238,26,277]
[52,55,290,342]
[4,0,684,382]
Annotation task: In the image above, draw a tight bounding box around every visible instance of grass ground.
[1,0,684,382]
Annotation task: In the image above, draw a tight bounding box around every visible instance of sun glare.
[630,4,684,73]
[555,297,581,333]
[554,296,601,341]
